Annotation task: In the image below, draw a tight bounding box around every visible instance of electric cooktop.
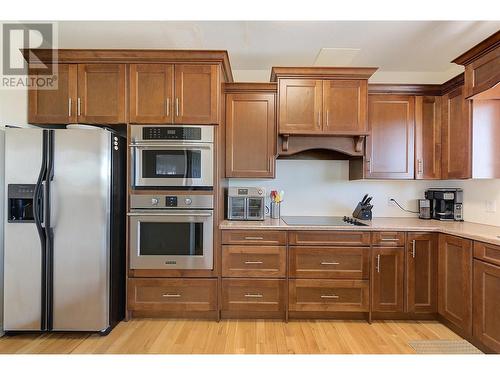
[282,216,368,226]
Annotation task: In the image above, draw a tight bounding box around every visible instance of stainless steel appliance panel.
[129,210,213,270]
[130,124,214,144]
[51,129,111,331]
[3,128,44,330]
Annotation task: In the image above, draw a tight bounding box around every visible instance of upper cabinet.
[365,94,415,179]
[272,67,376,136]
[225,83,277,178]
[278,79,322,134]
[415,96,442,180]
[29,63,126,125]
[174,64,219,124]
[129,64,174,124]
[323,79,368,134]
[441,85,472,179]
[77,64,126,124]
[28,64,77,124]
[130,63,219,125]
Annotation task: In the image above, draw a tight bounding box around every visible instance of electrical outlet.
[485,200,497,213]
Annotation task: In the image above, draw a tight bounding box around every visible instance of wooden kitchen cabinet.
[473,259,500,352]
[322,79,368,134]
[406,233,438,314]
[129,64,174,124]
[225,87,276,178]
[365,95,415,179]
[415,96,442,179]
[438,234,472,336]
[441,86,472,179]
[174,64,219,124]
[77,64,126,124]
[371,247,405,312]
[279,79,323,134]
[29,63,126,125]
[28,64,77,124]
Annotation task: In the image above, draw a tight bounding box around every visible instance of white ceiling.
[55,21,500,83]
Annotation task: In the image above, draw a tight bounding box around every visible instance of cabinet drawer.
[222,230,286,245]
[289,279,369,312]
[474,241,500,267]
[222,279,285,312]
[372,231,405,246]
[289,246,370,279]
[128,278,217,312]
[222,245,286,277]
[289,231,370,246]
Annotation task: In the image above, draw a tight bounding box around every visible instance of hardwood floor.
[0,319,461,354]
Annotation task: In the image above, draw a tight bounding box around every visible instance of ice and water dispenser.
[7,184,39,223]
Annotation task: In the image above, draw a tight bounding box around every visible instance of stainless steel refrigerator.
[3,127,125,333]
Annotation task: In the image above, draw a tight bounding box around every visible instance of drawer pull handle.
[162,293,181,298]
[380,238,397,241]
[244,236,264,240]
[244,294,263,298]
[320,261,340,265]
[320,295,339,299]
[244,261,263,264]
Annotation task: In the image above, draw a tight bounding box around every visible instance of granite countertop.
[219,217,500,246]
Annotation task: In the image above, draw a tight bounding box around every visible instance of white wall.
[0,88,29,127]
[229,159,500,226]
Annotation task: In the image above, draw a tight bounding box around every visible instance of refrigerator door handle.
[44,130,55,331]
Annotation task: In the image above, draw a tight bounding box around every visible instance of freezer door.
[51,128,111,331]
[3,128,44,330]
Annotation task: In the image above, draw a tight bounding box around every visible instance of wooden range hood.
[271,66,376,160]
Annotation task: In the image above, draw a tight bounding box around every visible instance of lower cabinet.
[406,233,438,314]
[438,234,472,336]
[221,279,286,318]
[371,246,405,312]
[289,279,369,312]
[473,259,500,352]
[127,278,218,313]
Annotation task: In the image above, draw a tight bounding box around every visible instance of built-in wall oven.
[130,125,213,189]
[128,194,213,269]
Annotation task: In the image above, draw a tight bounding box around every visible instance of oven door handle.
[129,143,212,149]
[127,212,213,217]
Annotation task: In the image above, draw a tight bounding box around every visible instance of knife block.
[352,202,372,220]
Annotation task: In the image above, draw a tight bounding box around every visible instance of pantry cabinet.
[438,234,472,336]
[225,84,277,178]
[406,233,438,313]
[365,95,415,179]
[28,63,126,125]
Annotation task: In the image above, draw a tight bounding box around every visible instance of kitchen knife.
[364,197,372,206]
[361,194,369,205]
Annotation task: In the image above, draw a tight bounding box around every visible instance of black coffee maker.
[424,188,463,221]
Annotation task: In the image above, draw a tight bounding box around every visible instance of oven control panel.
[130,194,213,210]
[143,127,202,141]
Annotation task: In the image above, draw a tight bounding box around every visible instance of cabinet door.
[441,86,472,179]
[372,247,405,312]
[129,64,174,124]
[366,95,415,179]
[406,233,437,313]
[174,64,219,124]
[323,80,367,134]
[226,92,276,177]
[473,259,500,352]
[415,96,441,179]
[77,64,126,124]
[438,234,472,335]
[28,64,77,124]
[278,79,322,134]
